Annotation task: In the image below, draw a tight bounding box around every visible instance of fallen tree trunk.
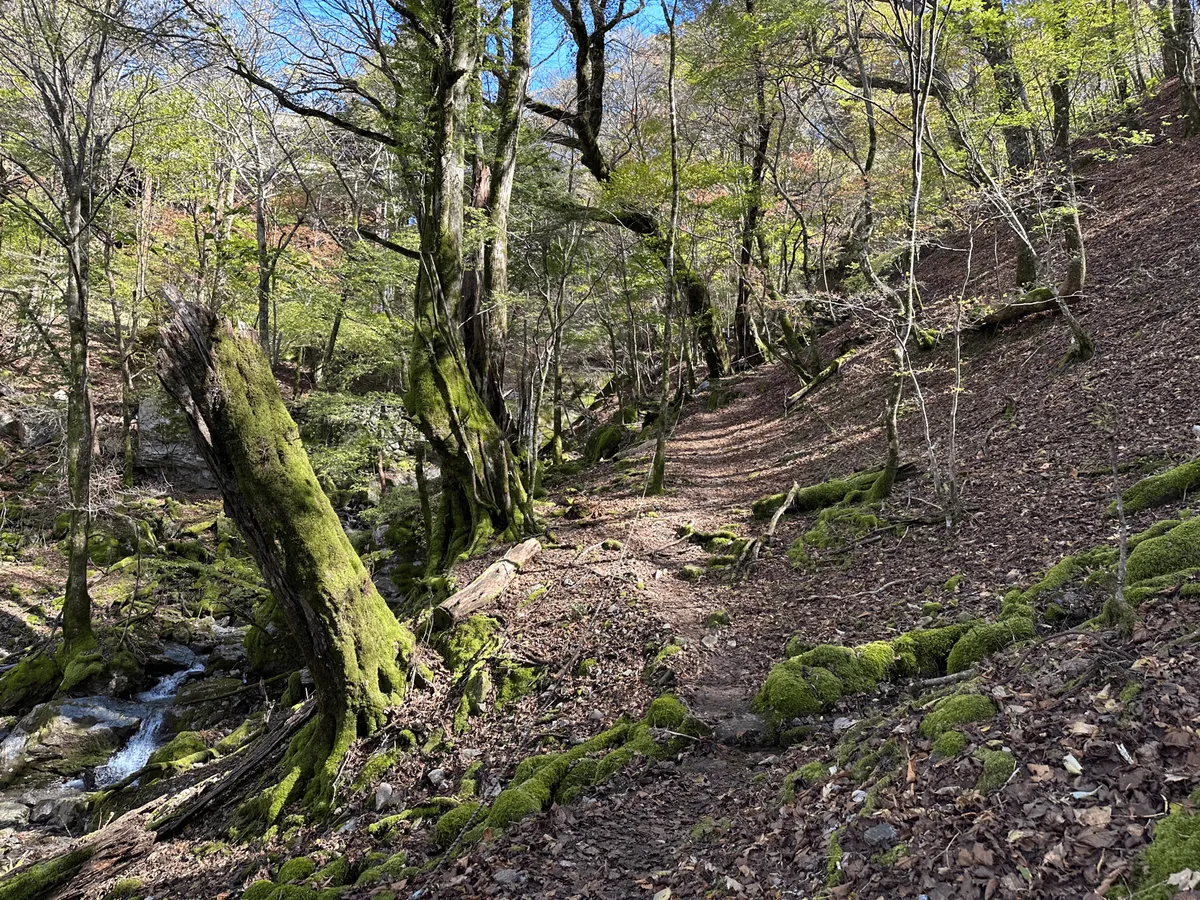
[433,537,541,630]
[975,286,1059,328]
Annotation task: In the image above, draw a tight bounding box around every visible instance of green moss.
[921,602,943,616]
[872,843,910,866]
[278,857,316,883]
[148,731,209,771]
[1111,458,1200,516]
[891,624,976,676]
[1127,517,1200,584]
[932,730,967,758]
[0,652,61,715]
[1136,794,1200,900]
[311,858,350,887]
[826,827,844,887]
[677,565,703,582]
[944,574,963,592]
[1119,681,1142,704]
[584,425,629,464]
[919,694,997,738]
[575,658,597,677]
[103,878,144,900]
[601,539,623,551]
[353,852,412,887]
[945,617,1036,673]
[704,609,731,628]
[975,749,1015,793]
[432,802,482,849]
[786,760,829,799]
[0,847,95,900]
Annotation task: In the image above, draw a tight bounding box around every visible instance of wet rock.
[864,822,898,847]
[0,697,142,786]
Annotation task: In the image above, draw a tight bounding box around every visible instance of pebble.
[588,709,605,721]
[427,768,447,788]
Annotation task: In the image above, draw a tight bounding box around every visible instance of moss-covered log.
[156,298,414,820]
[1109,458,1200,516]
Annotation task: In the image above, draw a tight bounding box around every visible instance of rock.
[493,869,522,886]
[0,799,28,828]
[135,385,216,489]
[713,714,769,747]
[833,717,857,733]
[374,782,394,810]
[427,768,447,789]
[864,822,899,847]
[0,697,143,786]
[588,709,604,721]
[30,795,88,833]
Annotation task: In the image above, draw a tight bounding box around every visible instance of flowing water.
[93,645,205,787]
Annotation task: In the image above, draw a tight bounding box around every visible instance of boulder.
[29,795,88,833]
[0,799,28,828]
[0,697,142,786]
[135,384,215,489]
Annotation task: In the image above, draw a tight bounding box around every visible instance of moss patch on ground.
[1136,790,1200,900]
[919,694,997,738]
[430,695,706,852]
[974,749,1016,793]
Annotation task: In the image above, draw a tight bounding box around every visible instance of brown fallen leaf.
[1079,806,1113,827]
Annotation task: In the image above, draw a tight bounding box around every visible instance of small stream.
[93,644,206,787]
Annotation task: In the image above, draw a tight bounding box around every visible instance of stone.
[0,799,28,828]
[374,782,394,810]
[493,869,522,886]
[30,795,88,833]
[864,822,899,848]
[427,768,447,789]
[134,385,216,489]
[713,714,769,747]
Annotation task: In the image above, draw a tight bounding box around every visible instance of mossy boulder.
[751,469,885,520]
[583,424,630,464]
[919,694,997,739]
[277,857,316,884]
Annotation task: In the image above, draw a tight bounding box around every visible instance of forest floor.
[1,90,1200,899]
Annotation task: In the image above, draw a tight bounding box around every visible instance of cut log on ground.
[433,538,542,630]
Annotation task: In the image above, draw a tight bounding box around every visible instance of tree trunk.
[156,298,414,821]
[255,188,271,350]
[1175,0,1200,132]
[734,0,771,370]
[63,195,94,655]
[407,0,534,568]
[977,0,1040,288]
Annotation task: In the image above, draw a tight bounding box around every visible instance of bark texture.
[156,295,413,819]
